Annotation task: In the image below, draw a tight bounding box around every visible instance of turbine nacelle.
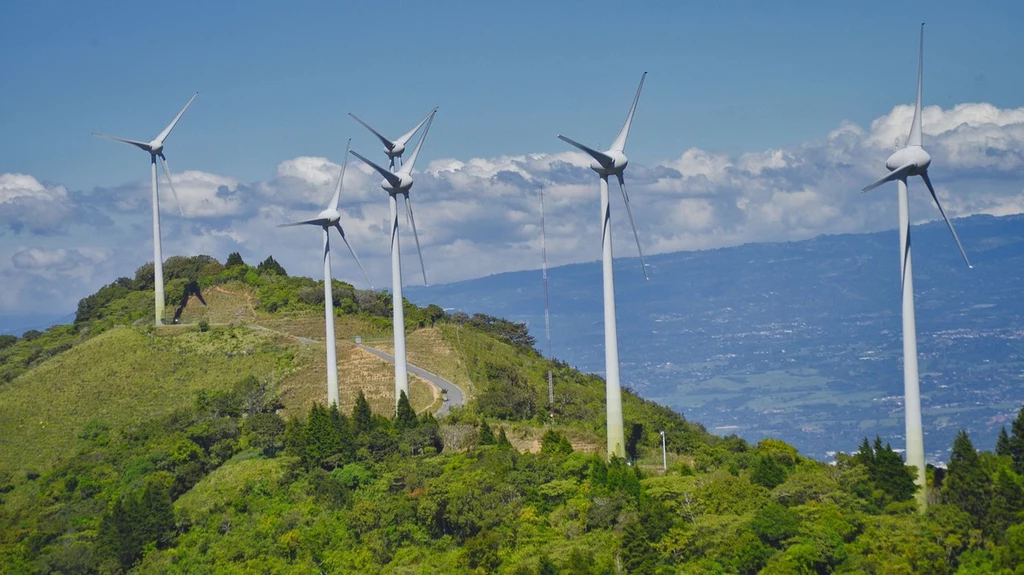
[590,150,628,176]
[386,143,406,158]
[148,140,164,155]
[885,146,931,176]
[317,208,341,225]
[380,172,413,193]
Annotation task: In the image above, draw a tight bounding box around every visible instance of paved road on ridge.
[356,344,466,417]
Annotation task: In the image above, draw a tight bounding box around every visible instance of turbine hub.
[149,140,163,154]
[885,146,931,175]
[589,151,628,176]
[379,173,413,193]
[389,143,406,158]
[318,208,340,224]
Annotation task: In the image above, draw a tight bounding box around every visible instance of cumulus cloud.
[2,101,1024,316]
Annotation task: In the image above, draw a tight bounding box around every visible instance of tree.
[996,426,1011,457]
[750,502,800,547]
[226,252,245,268]
[986,468,1024,542]
[257,255,287,276]
[750,454,787,489]
[943,430,991,527]
[496,427,513,450]
[1010,406,1024,474]
[303,404,342,469]
[352,391,373,436]
[871,437,917,502]
[395,391,416,432]
[620,521,657,575]
[478,420,496,445]
[540,429,573,456]
[625,423,644,462]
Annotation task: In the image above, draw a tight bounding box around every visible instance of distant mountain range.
[0,312,75,336]
[408,213,1024,462]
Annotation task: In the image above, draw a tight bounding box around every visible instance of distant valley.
[408,213,1024,462]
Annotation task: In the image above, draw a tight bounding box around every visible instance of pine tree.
[996,426,1011,457]
[943,430,992,527]
[986,468,1024,542]
[304,404,342,469]
[620,521,657,575]
[257,255,287,276]
[872,441,916,502]
[352,391,374,436]
[478,419,496,445]
[853,437,875,468]
[225,252,245,268]
[750,454,787,489]
[395,391,416,432]
[1010,407,1024,473]
[283,416,308,462]
[329,403,354,460]
[497,427,513,450]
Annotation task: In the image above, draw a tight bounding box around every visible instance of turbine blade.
[92,133,153,152]
[329,139,352,211]
[336,223,373,289]
[158,154,185,216]
[155,92,198,144]
[616,173,648,280]
[395,106,439,147]
[348,112,397,151]
[557,135,614,166]
[400,109,436,175]
[611,71,647,152]
[404,193,428,285]
[908,24,924,147]
[920,171,972,268]
[278,218,331,228]
[351,150,403,188]
[861,162,915,192]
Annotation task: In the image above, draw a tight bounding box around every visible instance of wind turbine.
[93,93,198,326]
[279,141,372,407]
[351,109,436,408]
[558,72,649,458]
[861,24,971,509]
[349,107,438,170]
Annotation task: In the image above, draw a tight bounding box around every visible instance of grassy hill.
[1,253,1023,574]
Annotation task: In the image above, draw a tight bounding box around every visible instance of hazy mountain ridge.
[408,213,1024,461]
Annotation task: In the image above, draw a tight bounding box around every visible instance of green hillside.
[1,253,1023,574]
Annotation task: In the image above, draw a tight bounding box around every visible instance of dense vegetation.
[1,254,1023,573]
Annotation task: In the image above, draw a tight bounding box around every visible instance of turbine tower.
[351,109,436,408]
[540,186,554,414]
[279,141,372,406]
[349,107,438,170]
[93,93,198,326]
[558,72,649,458]
[861,24,971,509]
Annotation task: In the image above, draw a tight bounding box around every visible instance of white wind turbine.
[558,72,649,458]
[861,24,971,509]
[93,93,198,326]
[349,107,438,170]
[279,141,373,407]
[350,109,436,408]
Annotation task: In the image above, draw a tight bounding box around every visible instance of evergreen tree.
[257,255,287,276]
[352,391,373,436]
[750,454,786,489]
[540,429,573,456]
[283,416,308,462]
[1010,407,1024,473]
[996,426,1011,457]
[538,554,558,575]
[986,468,1024,542]
[304,404,342,469]
[225,252,245,268]
[872,440,916,502]
[853,436,875,468]
[496,427,513,450]
[620,520,657,575]
[328,404,354,460]
[395,391,416,432]
[943,430,992,527]
[478,419,496,445]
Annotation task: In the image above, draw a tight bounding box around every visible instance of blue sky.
[2,1,1024,318]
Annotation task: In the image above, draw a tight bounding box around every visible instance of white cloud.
[2,100,1024,316]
